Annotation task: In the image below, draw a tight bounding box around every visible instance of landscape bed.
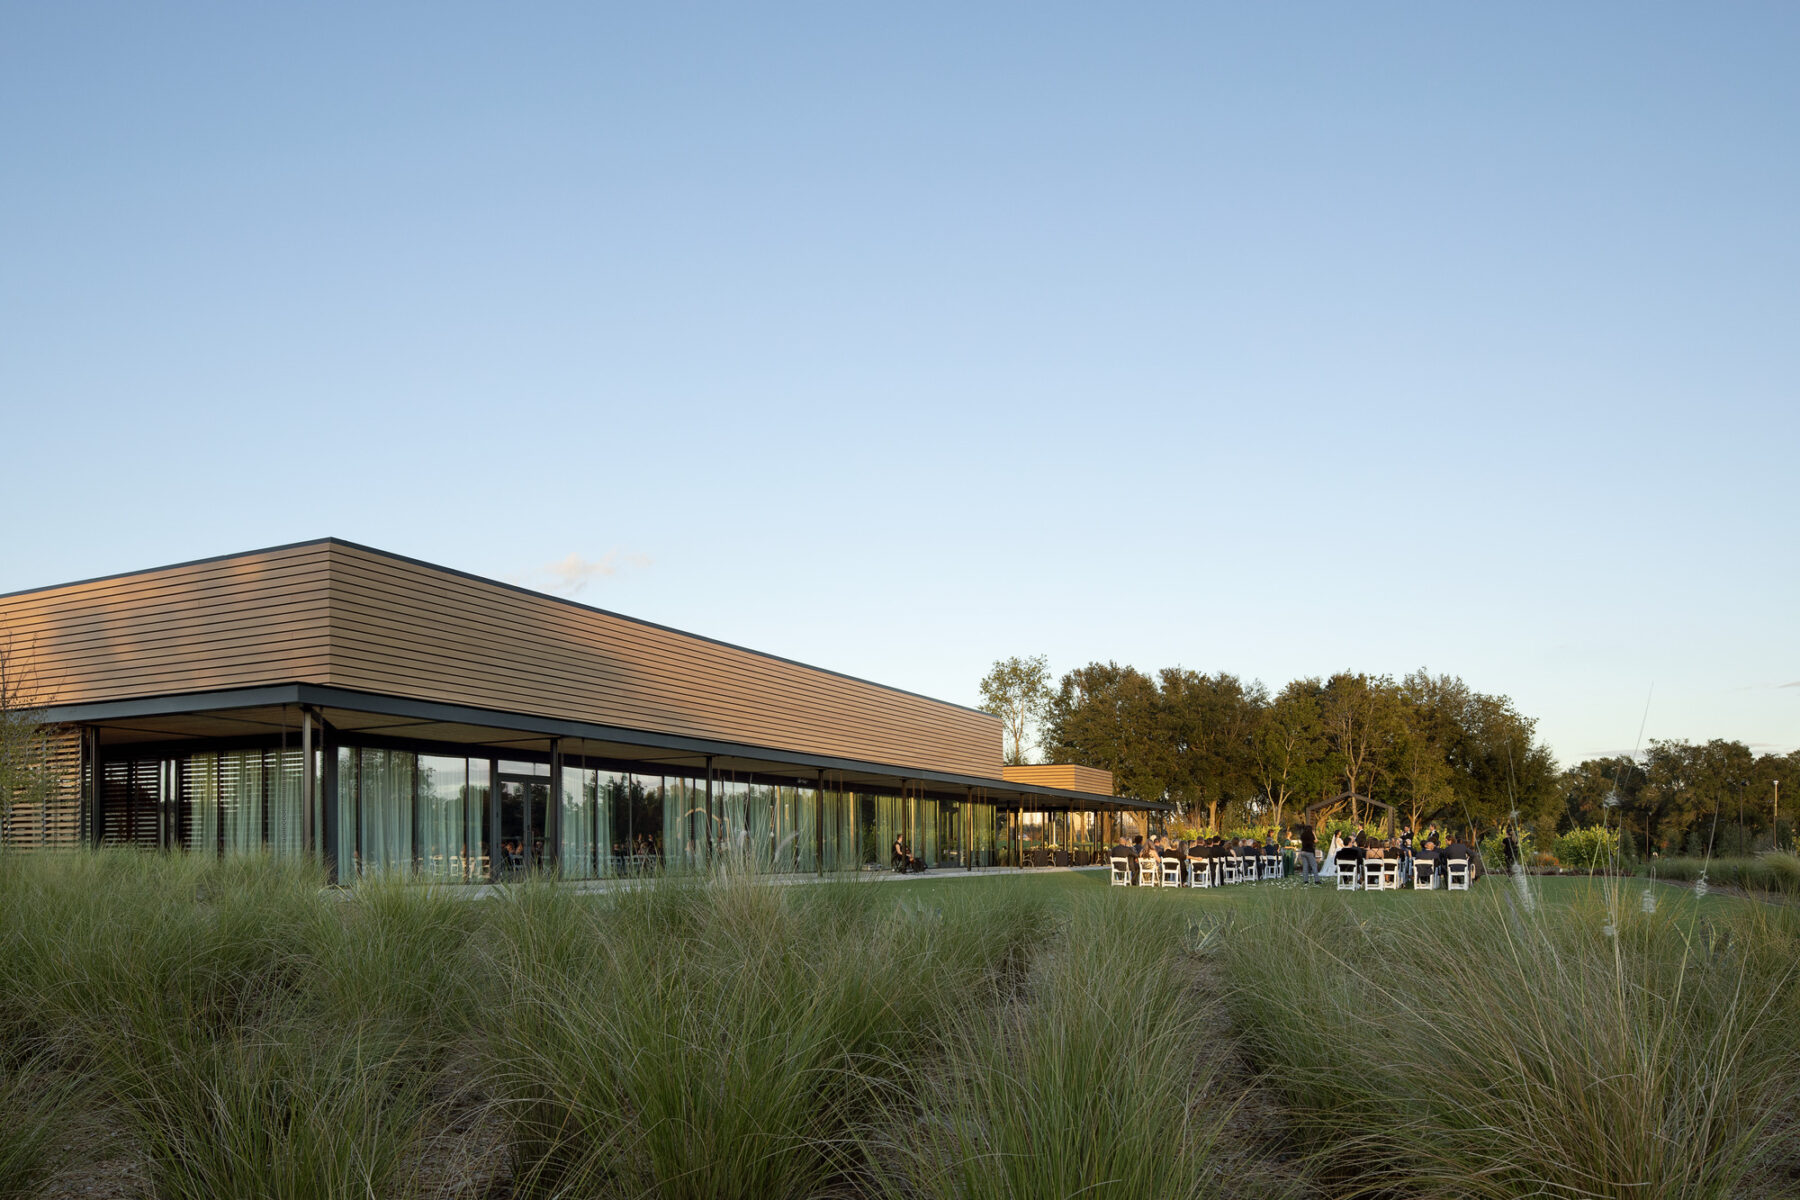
[0,852,1796,1200]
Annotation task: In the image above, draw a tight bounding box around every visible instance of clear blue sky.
[3,3,1795,764]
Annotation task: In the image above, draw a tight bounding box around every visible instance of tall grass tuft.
[0,1059,72,1200]
[871,890,1237,1200]
[110,1020,429,1200]
[1225,887,1800,1199]
[0,850,448,1200]
[490,870,1053,1199]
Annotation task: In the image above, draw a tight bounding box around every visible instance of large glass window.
[357,748,415,875]
[266,749,305,857]
[419,755,487,882]
[777,784,816,872]
[663,775,705,870]
[558,765,611,880]
[821,787,859,872]
[220,752,263,856]
[611,773,662,870]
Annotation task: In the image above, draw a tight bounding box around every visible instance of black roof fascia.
[44,684,1166,812]
[3,537,997,720]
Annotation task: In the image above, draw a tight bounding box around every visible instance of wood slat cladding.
[0,541,1004,781]
[1,728,80,848]
[1000,763,1116,797]
[0,543,333,706]
[322,544,1002,779]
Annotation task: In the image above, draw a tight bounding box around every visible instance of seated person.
[1413,844,1438,885]
[1443,839,1475,876]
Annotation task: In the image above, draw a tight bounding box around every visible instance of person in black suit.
[1414,837,1440,887]
[1444,838,1475,880]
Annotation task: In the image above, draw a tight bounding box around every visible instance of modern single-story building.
[0,539,1155,880]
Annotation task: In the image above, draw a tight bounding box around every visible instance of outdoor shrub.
[1555,825,1622,871]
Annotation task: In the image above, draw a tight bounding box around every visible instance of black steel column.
[82,726,101,847]
[299,709,315,854]
[546,739,563,872]
[487,757,501,883]
[704,756,715,866]
[319,718,339,882]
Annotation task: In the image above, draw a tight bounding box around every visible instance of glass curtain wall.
[121,742,1120,881]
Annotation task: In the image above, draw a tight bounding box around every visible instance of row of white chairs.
[1108,854,1284,888]
[1334,855,1470,891]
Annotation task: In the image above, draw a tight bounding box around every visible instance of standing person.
[1502,830,1520,872]
[1296,822,1320,884]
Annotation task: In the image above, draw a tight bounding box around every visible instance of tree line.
[981,656,1795,854]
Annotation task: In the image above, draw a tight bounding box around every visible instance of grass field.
[0,852,1795,1200]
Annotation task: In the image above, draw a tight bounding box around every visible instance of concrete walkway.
[394,863,1107,901]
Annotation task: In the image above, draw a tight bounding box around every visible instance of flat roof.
[2,536,993,718]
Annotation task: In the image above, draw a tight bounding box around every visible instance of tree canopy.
[1018,658,1570,841]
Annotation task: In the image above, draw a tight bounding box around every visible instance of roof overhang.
[47,685,1167,813]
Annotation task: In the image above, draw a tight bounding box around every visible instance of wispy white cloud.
[510,551,652,596]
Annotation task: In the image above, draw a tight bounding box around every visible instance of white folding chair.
[1160,857,1183,887]
[1110,856,1131,887]
[1336,858,1359,890]
[1261,854,1280,881]
[1137,859,1160,887]
[1188,858,1210,888]
[1446,858,1470,891]
[1411,859,1435,890]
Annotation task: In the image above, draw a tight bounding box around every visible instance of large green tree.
[1041,662,1167,802]
[1250,681,1329,835]
[978,654,1053,766]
